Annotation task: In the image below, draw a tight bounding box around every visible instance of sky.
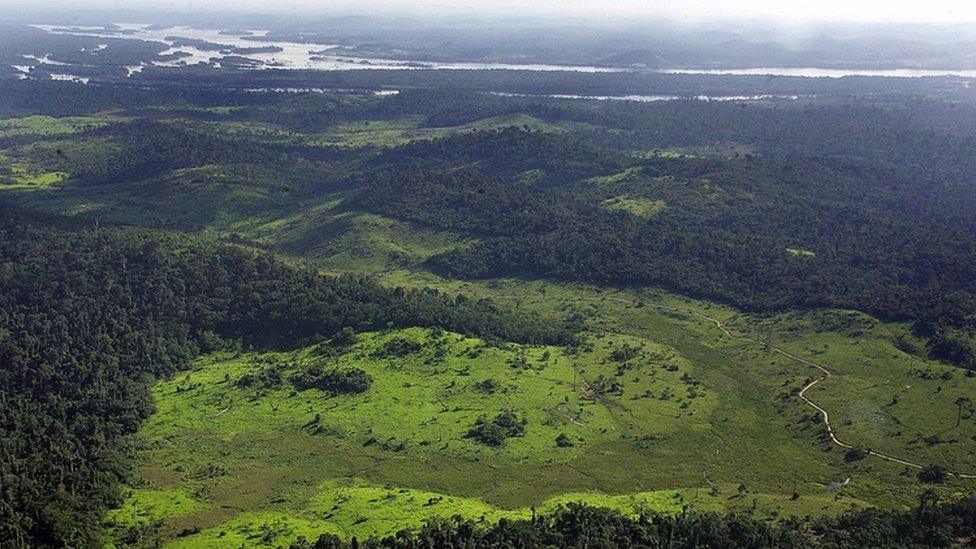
[13,0,976,24]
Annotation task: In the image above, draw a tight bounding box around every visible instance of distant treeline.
[291,496,976,548]
[0,207,569,547]
[2,68,975,119]
[135,67,976,101]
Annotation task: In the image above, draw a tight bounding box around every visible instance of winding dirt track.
[648,303,974,479]
[502,292,976,479]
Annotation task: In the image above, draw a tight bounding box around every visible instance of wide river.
[31,23,623,73]
[23,23,976,80]
[658,67,976,78]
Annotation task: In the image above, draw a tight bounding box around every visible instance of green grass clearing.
[601,196,666,217]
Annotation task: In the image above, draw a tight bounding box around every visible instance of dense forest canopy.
[292,498,976,548]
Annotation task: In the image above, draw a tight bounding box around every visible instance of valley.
[104,267,975,545]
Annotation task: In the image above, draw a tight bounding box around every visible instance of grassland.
[111,266,976,546]
[109,319,876,546]
[0,114,124,138]
[145,112,566,148]
[0,151,67,187]
[309,114,564,147]
[601,195,666,217]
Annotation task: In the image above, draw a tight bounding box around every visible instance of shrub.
[844,447,869,462]
[375,337,423,357]
[467,411,526,446]
[290,365,372,395]
[610,344,641,363]
[591,374,623,396]
[473,379,501,394]
[236,364,285,389]
[332,327,359,347]
[918,464,949,484]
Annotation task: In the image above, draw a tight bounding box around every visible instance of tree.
[917,488,939,522]
[466,411,526,446]
[955,396,972,427]
[918,464,949,484]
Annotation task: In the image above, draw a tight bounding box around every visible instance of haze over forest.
[10,1,976,72]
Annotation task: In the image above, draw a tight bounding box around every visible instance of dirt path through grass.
[650,301,976,479]
[654,301,976,479]
[496,292,976,479]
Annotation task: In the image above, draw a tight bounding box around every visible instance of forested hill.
[3,79,975,372]
[351,128,976,370]
[0,208,570,546]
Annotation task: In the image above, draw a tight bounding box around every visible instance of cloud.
[17,0,976,23]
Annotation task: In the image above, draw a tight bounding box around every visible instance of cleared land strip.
[654,302,976,479]
[496,292,976,479]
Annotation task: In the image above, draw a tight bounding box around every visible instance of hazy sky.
[15,0,976,23]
